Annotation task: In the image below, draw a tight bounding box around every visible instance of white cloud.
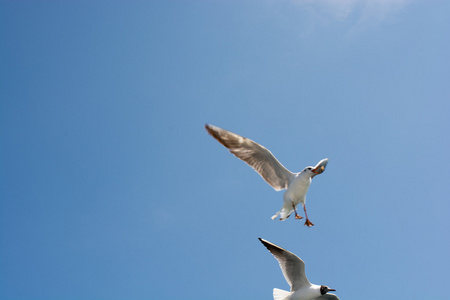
[289,0,413,33]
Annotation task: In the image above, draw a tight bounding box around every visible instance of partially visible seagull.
[205,124,328,227]
[259,238,339,300]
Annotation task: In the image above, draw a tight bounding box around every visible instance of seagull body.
[275,170,316,224]
[205,124,328,226]
[259,238,339,300]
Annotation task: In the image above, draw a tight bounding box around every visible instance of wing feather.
[259,238,310,292]
[205,124,294,191]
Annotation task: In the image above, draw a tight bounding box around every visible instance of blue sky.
[1,1,449,299]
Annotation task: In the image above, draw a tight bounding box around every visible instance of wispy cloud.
[289,0,413,33]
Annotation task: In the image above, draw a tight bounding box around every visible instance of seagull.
[205,124,328,227]
[259,238,339,300]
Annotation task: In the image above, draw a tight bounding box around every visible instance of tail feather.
[272,207,294,221]
[271,211,280,220]
[279,208,293,220]
[273,288,291,300]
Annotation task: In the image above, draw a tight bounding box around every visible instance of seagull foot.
[295,215,303,220]
[304,219,314,227]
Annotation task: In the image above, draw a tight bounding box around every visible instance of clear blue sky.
[1,1,449,299]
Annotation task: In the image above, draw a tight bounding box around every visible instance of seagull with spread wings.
[259,238,339,300]
[205,124,328,226]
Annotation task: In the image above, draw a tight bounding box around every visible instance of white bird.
[205,124,328,227]
[259,238,339,300]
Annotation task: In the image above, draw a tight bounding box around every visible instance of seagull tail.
[271,211,280,220]
[273,288,291,300]
[278,208,293,221]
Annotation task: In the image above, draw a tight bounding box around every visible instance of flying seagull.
[259,238,339,300]
[205,124,328,227]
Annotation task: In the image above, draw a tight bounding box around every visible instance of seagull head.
[320,285,336,295]
[303,165,325,178]
[303,166,318,177]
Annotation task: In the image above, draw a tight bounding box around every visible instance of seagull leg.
[292,202,303,220]
[303,204,314,227]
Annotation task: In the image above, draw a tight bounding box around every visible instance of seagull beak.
[328,288,336,292]
[311,165,324,174]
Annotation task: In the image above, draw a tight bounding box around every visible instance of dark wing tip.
[258,238,279,252]
[258,238,296,263]
[204,123,220,140]
[204,123,218,138]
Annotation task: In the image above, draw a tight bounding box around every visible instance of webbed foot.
[304,219,314,227]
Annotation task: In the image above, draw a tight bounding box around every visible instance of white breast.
[285,173,312,203]
[289,285,321,300]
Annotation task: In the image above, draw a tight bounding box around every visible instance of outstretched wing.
[259,238,311,292]
[205,124,295,191]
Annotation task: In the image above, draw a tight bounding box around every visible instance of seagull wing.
[259,238,311,292]
[313,294,340,300]
[205,124,295,191]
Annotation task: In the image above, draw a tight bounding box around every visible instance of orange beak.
[312,165,325,174]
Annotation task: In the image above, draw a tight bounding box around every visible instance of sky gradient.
[1,1,449,299]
